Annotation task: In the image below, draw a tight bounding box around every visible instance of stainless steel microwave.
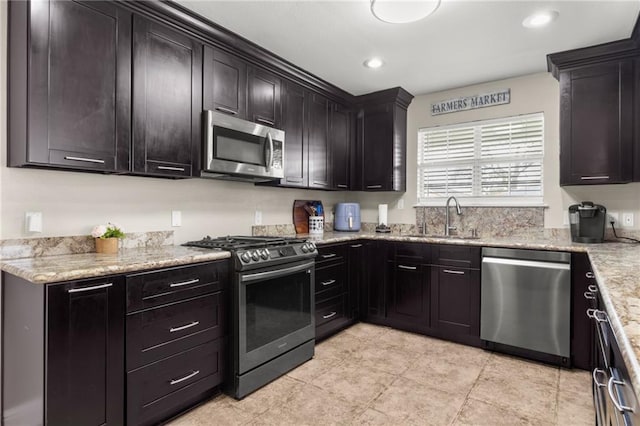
[201,111,285,182]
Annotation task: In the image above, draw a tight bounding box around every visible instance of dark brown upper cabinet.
[559,61,634,185]
[355,88,413,192]
[132,15,202,178]
[548,39,640,186]
[248,66,282,128]
[203,46,248,119]
[331,104,351,190]
[308,93,332,189]
[280,81,308,187]
[8,0,131,172]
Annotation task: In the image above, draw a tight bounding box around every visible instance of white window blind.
[417,113,544,205]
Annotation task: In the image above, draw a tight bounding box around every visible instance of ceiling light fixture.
[363,57,385,69]
[522,10,559,29]
[370,0,441,24]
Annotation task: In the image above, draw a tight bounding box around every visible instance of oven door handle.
[240,261,315,283]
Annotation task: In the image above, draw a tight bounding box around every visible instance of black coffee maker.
[569,202,607,243]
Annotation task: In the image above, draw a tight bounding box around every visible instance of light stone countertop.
[0,245,231,284]
[2,231,640,401]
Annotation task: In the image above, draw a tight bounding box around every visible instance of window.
[417,113,544,205]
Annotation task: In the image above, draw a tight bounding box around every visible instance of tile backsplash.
[0,231,174,260]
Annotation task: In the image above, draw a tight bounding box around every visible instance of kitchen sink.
[405,234,481,240]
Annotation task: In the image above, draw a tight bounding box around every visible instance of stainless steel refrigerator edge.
[480,247,571,360]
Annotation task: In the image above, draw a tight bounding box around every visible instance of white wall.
[0,2,348,242]
[355,72,640,229]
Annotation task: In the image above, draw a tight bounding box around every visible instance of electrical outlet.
[562,211,569,226]
[622,212,634,227]
[397,199,404,210]
[171,210,182,227]
[25,212,43,233]
[608,212,620,224]
[254,210,262,225]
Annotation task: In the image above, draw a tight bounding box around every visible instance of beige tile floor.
[169,323,594,425]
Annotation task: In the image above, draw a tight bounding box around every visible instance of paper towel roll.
[378,204,388,226]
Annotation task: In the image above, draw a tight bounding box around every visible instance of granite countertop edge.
[0,246,232,284]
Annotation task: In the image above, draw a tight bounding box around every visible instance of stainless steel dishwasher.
[481,247,571,365]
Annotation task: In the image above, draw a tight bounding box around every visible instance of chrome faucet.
[445,196,462,236]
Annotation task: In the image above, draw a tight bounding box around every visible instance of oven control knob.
[251,251,260,261]
[260,249,269,260]
[308,243,316,252]
[240,252,251,263]
[301,244,309,253]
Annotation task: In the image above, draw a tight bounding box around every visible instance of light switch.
[25,212,43,233]
[254,210,262,225]
[171,210,182,227]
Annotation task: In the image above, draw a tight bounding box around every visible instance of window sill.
[414,202,549,208]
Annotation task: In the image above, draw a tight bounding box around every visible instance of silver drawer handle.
[169,321,200,333]
[366,185,382,189]
[321,254,337,259]
[170,370,200,385]
[588,284,598,293]
[350,244,363,248]
[322,311,337,319]
[256,118,275,126]
[215,106,238,115]
[581,176,610,180]
[337,184,348,188]
[321,279,336,286]
[587,309,608,323]
[584,291,596,300]
[64,156,105,164]
[608,376,634,413]
[68,283,113,293]
[398,265,417,270]
[586,272,595,279]
[170,278,200,288]
[443,269,465,275]
[593,368,607,387]
[157,165,185,172]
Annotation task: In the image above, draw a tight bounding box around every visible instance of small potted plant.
[91,223,125,254]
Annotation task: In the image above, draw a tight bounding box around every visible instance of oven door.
[237,260,315,374]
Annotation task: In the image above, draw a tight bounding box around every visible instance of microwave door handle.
[205,111,214,166]
[265,132,274,172]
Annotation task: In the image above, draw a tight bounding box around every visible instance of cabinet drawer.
[127,291,226,370]
[315,263,346,300]
[127,261,228,312]
[316,244,347,266]
[394,242,429,261]
[430,244,480,269]
[127,338,224,426]
[315,294,346,327]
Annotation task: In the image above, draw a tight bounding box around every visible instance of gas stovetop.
[183,235,317,270]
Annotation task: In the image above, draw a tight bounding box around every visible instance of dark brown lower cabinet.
[2,273,125,426]
[386,259,430,334]
[430,265,480,346]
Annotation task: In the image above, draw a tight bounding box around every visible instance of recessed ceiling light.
[522,10,559,28]
[364,57,384,69]
[370,0,441,24]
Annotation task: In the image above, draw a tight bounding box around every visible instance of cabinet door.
[560,60,633,185]
[347,241,368,320]
[332,104,351,190]
[280,81,308,187]
[248,67,281,128]
[47,276,125,425]
[23,0,131,171]
[431,266,480,346]
[387,260,430,332]
[308,93,332,189]
[361,103,394,190]
[132,15,202,178]
[364,241,388,322]
[203,46,247,118]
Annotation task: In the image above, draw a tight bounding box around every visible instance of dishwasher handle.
[482,256,570,271]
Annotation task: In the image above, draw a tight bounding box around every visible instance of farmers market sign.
[431,89,511,116]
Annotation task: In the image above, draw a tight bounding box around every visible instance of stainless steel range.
[183,236,317,399]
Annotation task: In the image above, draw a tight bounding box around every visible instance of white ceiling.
[176,0,640,96]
